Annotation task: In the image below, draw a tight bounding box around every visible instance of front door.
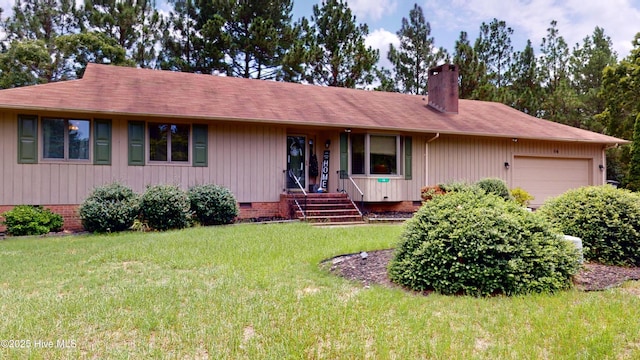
[287,136,306,189]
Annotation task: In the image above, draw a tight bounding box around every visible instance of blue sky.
[293,0,640,69]
[1,0,638,70]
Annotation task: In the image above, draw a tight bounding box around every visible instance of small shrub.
[1,205,63,236]
[511,187,534,207]
[538,185,640,266]
[140,184,191,231]
[438,181,474,193]
[476,178,511,200]
[79,182,140,233]
[420,185,445,201]
[388,190,580,296]
[188,184,238,225]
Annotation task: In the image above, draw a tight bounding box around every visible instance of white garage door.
[512,157,592,208]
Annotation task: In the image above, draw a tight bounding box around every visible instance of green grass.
[1,223,640,359]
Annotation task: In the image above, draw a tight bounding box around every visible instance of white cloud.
[347,0,398,21]
[365,28,400,69]
[423,0,640,58]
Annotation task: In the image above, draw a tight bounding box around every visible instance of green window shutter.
[94,119,112,165]
[339,133,348,178]
[18,115,38,164]
[128,121,145,166]
[405,136,412,180]
[192,124,208,167]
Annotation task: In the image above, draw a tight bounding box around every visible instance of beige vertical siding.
[348,135,426,202]
[427,135,605,190]
[0,110,608,207]
[0,111,287,205]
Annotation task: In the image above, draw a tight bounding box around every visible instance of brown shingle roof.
[0,63,626,144]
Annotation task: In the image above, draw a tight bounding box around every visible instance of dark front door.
[287,136,306,189]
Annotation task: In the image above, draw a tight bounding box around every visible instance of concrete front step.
[297,209,361,217]
[303,214,363,222]
[311,221,368,227]
[286,192,363,223]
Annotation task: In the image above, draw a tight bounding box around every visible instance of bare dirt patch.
[326,249,640,292]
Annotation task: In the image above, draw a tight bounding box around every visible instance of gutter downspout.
[425,133,440,186]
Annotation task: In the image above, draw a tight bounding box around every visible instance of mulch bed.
[326,249,640,292]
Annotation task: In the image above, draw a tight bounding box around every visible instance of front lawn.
[1,223,640,359]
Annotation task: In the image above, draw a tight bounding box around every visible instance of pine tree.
[158,0,229,73]
[208,0,298,79]
[387,3,447,95]
[307,0,378,88]
[79,0,162,68]
[570,27,617,131]
[539,20,578,125]
[2,0,80,82]
[508,40,541,115]
[453,31,485,99]
[474,18,513,90]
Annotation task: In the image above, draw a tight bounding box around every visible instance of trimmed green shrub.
[140,184,191,231]
[79,182,140,233]
[510,187,534,207]
[476,178,511,200]
[388,189,580,296]
[1,205,63,236]
[188,184,238,225]
[438,181,474,193]
[538,185,640,266]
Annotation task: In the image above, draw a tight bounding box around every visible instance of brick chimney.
[427,64,459,114]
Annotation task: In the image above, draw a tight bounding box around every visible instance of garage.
[512,157,592,208]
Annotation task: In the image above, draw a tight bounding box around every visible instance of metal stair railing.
[285,169,308,220]
[337,170,364,217]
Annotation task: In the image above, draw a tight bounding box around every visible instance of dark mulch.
[326,249,640,292]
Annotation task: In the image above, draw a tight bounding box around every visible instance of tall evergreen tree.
[79,0,162,68]
[208,0,297,79]
[158,0,229,73]
[453,31,485,99]
[279,17,314,83]
[508,40,541,115]
[306,0,378,88]
[387,3,447,95]
[570,27,617,131]
[539,20,578,124]
[539,20,569,92]
[474,18,513,89]
[598,33,640,141]
[2,0,80,81]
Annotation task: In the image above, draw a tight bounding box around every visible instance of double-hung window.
[42,118,90,160]
[350,134,402,175]
[149,123,189,163]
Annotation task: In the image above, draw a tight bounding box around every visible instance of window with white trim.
[350,134,402,175]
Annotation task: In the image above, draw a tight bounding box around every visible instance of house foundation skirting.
[0,202,290,233]
[362,201,422,214]
[1,200,422,233]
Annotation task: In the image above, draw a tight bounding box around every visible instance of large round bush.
[79,183,140,233]
[538,185,640,266]
[188,184,238,225]
[388,189,580,296]
[140,184,191,231]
